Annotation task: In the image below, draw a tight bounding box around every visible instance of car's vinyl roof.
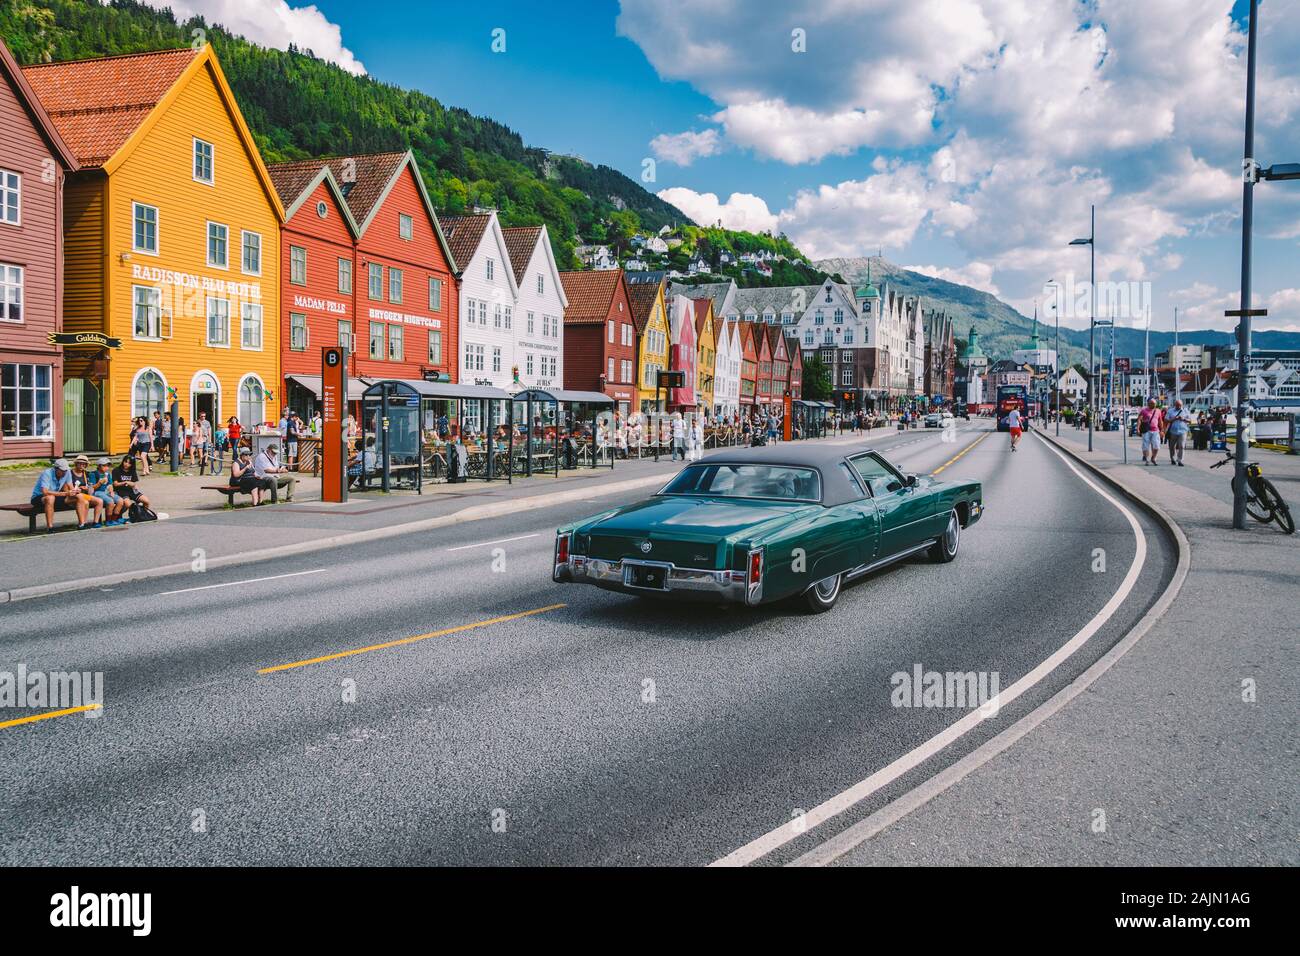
[695,442,884,506]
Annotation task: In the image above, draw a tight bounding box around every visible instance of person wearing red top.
[227,417,243,455]
[1138,399,1164,465]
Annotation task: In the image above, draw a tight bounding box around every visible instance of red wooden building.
[268,150,459,413]
[755,322,774,410]
[560,269,636,414]
[784,332,803,400]
[0,38,78,461]
[738,321,759,414]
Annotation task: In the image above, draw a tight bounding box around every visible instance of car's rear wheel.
[929,509,961,563]
[803,572,843,613]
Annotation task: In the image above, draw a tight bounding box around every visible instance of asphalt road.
[0,422,1176,866]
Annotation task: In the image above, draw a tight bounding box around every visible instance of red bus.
[996,385,1029,432]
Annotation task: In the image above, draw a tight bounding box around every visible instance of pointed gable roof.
[23,46,198,168]
[439,213,491,270]
[560,270,625,325]
[266,160,360,237]
[625,276,664,334]
[692,298,713,339]
[501,225,543,285]
[24,44,284,218]
[0,37,77,171]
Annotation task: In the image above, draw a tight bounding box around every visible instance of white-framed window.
[463,342,484,372]
[844,328,854,344]
[338,258,352,294]
[466,298,476,323]
[289,312,307,351]
[823,329,834,345]
[369,321,384,359]
[389,267,403,304]
[834,309,843,324]
[428,330,442,364]
[478,300,487,325]
[193,138,214,184]
[537,274,544,294]
[814,310,824,325]
[486,258,494,280]
[0,264,22,323]
[607,319,614,343]
[494,304,502,329]
[290,245,306,285]
[429,276,442,311]
[526,353,534,376]
[206,297,230,347]
[238,375,265,427]
[841,368,854,386]
[131,368,167,419]
[207,222,229,268]
[504,306,511,330]
[132,284,161,339]
[608,357,615,381]
[389,323,403,361]
[133,202,158,254]
[492,347,501,373]
[338,320,352,352]
[368,262,383,300]
[243,304,262,348]
[1,363,53,439]
[399,213,413,240]
[804,329,813,346]
[241,231,261,275]
[527,312,535,335]
[0,170,19,225]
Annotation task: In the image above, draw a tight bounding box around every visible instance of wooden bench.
[202,484,256,507]
[2,501,47,534]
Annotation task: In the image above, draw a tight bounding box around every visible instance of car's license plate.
[624,563,669,590]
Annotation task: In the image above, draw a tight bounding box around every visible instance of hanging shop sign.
[47,332,122,349]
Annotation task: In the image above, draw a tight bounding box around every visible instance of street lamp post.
[1053,296,1061,436]
[1070,205,1096,451]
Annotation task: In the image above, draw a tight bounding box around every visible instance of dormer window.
[486,258,495,280]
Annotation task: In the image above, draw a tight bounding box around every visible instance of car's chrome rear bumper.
[554,551,760,605]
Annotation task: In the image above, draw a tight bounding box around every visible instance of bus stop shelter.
[510,388,616,474]
[794,399,831,438]
[360,379,513,492]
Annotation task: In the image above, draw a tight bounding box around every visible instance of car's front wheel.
[929,509,961,563]
[803,572,843,613]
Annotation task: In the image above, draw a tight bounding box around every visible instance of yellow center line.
[257,603,567,674]
[0,703,101,730]
[932,430,991,475]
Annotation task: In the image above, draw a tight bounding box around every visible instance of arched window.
[132,368,166,418]
[238,375,265,427]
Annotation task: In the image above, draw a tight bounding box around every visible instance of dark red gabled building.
[0,38,78,461]
[269,150,459,414]
[559,269,636,414]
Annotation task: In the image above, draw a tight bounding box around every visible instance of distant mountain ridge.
[818,256,1300,364]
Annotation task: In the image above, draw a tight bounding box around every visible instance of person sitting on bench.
[111,454,153,511]
[348,436,378,489]
[231,447,269,505]
[67,455,106,529]
[89,457,130,526]
[29,458,86,534]
[254,443,295,503]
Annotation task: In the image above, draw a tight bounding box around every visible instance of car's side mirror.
[885,480,902,493]
[905,473,917,487]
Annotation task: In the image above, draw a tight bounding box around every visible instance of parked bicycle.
[1210,451,1294,534]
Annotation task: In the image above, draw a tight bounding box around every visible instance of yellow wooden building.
[693,298,716,413]
[626,277,670,413]
[25,45,284,453]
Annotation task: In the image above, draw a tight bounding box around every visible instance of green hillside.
[0,0,698,268]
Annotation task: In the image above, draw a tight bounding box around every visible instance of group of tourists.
[29,454,154,533]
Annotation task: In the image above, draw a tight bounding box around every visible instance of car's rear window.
[660,463,822,502]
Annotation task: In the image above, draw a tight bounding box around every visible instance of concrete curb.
[794,427,1192,866]
[0,473,669,604]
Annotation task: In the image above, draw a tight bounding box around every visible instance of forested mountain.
[0,0,699,268]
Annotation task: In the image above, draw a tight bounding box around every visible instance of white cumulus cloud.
[656,188,779,233]
[135,0,366,75]
[650,129,724,165]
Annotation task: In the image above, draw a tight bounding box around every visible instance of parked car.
[553,444,983,613]
[924,413,943,428]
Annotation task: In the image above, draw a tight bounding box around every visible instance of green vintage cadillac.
[553,443,983,613]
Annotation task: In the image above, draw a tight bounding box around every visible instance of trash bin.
[447,442,468,483]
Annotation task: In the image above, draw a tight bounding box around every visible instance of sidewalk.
[827,424,1299,866]
[0,424,899,599]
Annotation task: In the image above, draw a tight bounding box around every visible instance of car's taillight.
[556,533,570,565]
[748,548,763,584]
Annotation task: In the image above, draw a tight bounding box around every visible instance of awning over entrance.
[385,379,512,401]
[512,387,614,405]
[287,374,373,402]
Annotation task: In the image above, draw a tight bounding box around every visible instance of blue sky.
[160,1,1300,335]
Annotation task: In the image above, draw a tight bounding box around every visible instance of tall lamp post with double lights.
[1069,206,1096,452]
[1232,0,1300,528]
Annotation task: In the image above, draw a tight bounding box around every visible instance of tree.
[802,355,832,402]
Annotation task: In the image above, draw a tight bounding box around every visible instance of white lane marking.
[445,533,540,552]
[159,568,327,595]
[711,431,1148,867]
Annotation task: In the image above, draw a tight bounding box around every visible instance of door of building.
[62,378,100,452]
